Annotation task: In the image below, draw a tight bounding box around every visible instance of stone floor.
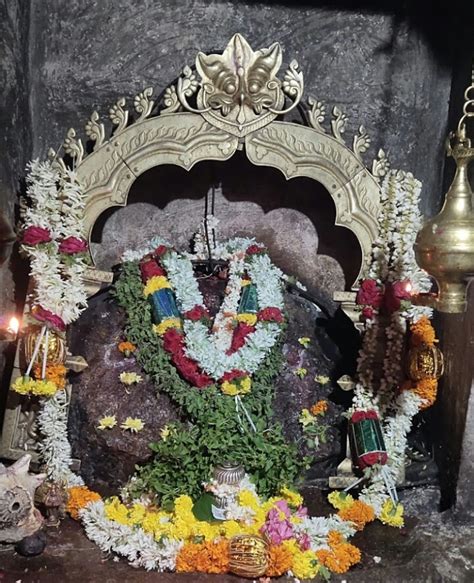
[1,508,473,583]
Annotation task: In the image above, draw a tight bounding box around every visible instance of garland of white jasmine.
[138,238,286,394]
[15,159,88,485]
[350,169,437,514]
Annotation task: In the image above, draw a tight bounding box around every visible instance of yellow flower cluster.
[97,415,117,430]
[283,539,320,580]
[236,313,257,326]
[143,275,172,297]
[279,486,303,508]
[119,371,143,385]
[379,499,404,528]
[327,491,354,511]
[153,318,182,336]
[11,375,58,397]
[221,376,251,396]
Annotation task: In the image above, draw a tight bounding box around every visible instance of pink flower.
[298,532,311,551]
[59,236,88,255]
[356,279,383,307]
[22,226,51,246]
[32,305,66,331]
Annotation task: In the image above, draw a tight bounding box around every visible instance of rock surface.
[67,273,358,493]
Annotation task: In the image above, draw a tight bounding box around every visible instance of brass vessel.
[414,78,474,313]
[407,343,444,381]
[23,327,66,366]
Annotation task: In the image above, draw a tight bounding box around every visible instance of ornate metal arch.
[48,34,388,297]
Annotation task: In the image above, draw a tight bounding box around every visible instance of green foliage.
[113,262,306,505]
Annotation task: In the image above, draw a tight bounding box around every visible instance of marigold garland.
[266,544,294,576]
[176,540,230,574]
[67,486,101,520]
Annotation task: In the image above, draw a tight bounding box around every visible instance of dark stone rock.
[15,530,47,557]
[67,272,357,492]
[67,292,180,496]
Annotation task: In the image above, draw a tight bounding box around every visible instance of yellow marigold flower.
[298,336,311,347]
[11,376,35,395]
[236,313,257,326]
[32,379,58,397]
[294,367,308,379]
[315,374,330,384]
[379,499,404,528]
[220,519,241,538]
[299,408,314,427]
[238,489,260,511]
[160,425,171,441]
[128,502,147,525]
[104,497,130,525]
[310,399,328,416]
[120,417,145,433]
[153,317,182,336]
[240,376,251,393]
[174,495,194,517]
[328,491,354,511]
[410,316,436,347]
[240,278,252,287]
[412,378,438,410]
[221,376,251,396]
[280,486,303,508]
[283,541,320,580]
[97,415,117,430]
[66,486,101,520]
[119,371,143,385]
[142,510,164,536]
[143,275,172,297]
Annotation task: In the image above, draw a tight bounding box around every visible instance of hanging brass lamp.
[414,73,474,313]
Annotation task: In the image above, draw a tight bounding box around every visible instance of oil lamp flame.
[8,317,19,335]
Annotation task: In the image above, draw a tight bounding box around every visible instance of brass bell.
[228,535,269,579]
[407,343,444,381]
[23,327,66,366]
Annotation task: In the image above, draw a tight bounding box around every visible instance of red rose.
[227,322,255,355]
[59,236,88,255]
[140,259,165,282]
[356,279,383,308]
[383,281,412,314]
[154,245,168,258]
[32,305,66,331]
[184,305,210,322]
[351,409,379,423]
[22,226,51,246]
[246,244,266,256]
[257,307,284,323]
[362,306,374,319]
[222,369,247,382]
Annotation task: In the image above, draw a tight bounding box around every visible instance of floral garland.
[13,159,88,482]
[69,475,378,578]
[349,170,440,515]
[137,239,285,394]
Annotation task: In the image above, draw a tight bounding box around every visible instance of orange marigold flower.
[410,316,436,347]
[412,378,438,410]
[327,530,344,546]
[310,400,328,416]
[176,541,230,574]
[338,500,375,530]
[266,544,294,577]
[33,363,67,389]
[316,541,361,574]
[118,341,136,354]
[67,485,101,520]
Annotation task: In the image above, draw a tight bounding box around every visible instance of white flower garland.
[351,170,433,514]
[36,390,84,486]
[80,500,183,571]
[159,239,285,380]
[23,160,88,324]
[21,159,89,486]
